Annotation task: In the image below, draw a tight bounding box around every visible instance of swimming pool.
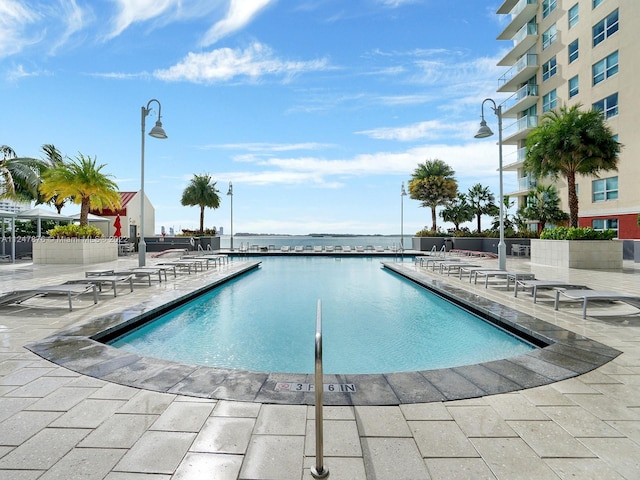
[110,257,534,374]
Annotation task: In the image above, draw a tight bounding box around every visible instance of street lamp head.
[227,181,233,196]
[474,119,494,138]
[149,119,167,139]
[401,182,407,196]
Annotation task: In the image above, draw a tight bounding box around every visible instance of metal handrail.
[311,299,329,478]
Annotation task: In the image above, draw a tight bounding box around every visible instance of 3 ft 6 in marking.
[275,382,356,393]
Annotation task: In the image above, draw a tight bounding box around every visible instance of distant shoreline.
[234,233,391,237]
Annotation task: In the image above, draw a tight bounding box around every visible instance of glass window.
[569,75,579,98]
[593,51,618,85]
[542,24,557,50]
[592,176,618,202]
[593,9,619,47]
[569,3,579,28]
[542,56,557,81]
[543,90,557,112]
[569,39,579,63]
[592,218,618,236]
[593,0,604,8]
[543,0,557,18]
[593,92,618,118]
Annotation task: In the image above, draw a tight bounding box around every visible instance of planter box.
[412,237,447,252]
[530,239,623,270]
[33,238,118,265]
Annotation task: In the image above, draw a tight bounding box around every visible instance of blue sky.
[1,0,515,235]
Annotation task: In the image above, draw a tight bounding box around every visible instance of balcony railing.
[503,115,538,140]
[518,176,537,191]
[499,54,538,87]
[510,0,537,19]
[503,84,538,112]
[512,22,537,45]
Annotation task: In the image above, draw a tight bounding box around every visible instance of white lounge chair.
[325,245,334,253]
[342,246,352,252]
[513,280,587,302]
[281,245,290,252]
[313,246,323,253]
[554,289,640,318]
[0,283,98,311]
[294,246,304,253]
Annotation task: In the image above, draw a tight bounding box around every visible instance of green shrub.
[539,226,616,240]
[48,224,103,238]
[414,228,451,238]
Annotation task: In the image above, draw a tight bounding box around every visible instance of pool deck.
[1,253,640,479]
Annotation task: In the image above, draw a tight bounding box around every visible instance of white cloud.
[154,42,330,84]
[356,120,477,142]
[0,0,41,58]
[200,0,273,46]
[106,0,176,39]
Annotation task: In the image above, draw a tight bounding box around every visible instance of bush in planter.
[540,226,616,240]
[415,228,451,238]
[48,224,103,238]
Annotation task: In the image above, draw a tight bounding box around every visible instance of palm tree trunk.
[567,172,579,228]
[199,206,205,233]
[477,214,481,233]
[80,198,90,226]
[431,206,437,231]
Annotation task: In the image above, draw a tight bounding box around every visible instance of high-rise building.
[496,0,639,239]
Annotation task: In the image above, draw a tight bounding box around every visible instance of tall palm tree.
[408,159,458,231]
[39,153,121,225]
[0,145,42,202]
[524,104,620,227]
[467,183,498,232]
[180,174,221,233]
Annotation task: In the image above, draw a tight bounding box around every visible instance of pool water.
[110,257,535,374]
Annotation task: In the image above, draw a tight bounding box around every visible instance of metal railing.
[311,299,329,478]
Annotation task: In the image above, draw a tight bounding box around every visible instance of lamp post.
[474,98,506,271]
[227,181,234,251]
[400,182,407,254]
[139,99,168,267]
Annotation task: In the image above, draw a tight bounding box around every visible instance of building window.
[593,0,604,8]
[568,39,579,63]
[542,24,557,50]
[593,92,618,118]
[592,218,618,236]
[568,3,579,28]
[569,75,579,98]
[542,56,557,81]
[593,9,618,47]
[543,0,557,18]
[543,90,557,112]
[593,51,618,85]
[592,176,618,202]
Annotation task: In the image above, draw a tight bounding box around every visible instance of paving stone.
[114,430,196,474]
[49,399,125,428]
[471,437,560,480]
[150,401,213,432]
[361,437,429,480]
[240,435,304,480]
[117,390,175,414]
[508,420,595,458]
[400,402,452,421]
[212,400,261,418]
[190,417,254,454]
[0,411,61,446]
[540,405,622,437]
[578,437,640,480]
[36,447,124,480]
[305,419,361,457]
[78,413,158,448]
[354,406,411,437]
[447,405,517,437]
[0,428,90,470]
[425,458,496,480]
[409,420,478,458]
[545,458,625,479]
[172,452,242,480]
[253,404,307,435]
[24,386,97,412]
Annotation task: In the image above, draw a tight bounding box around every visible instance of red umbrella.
[113,216,122,237]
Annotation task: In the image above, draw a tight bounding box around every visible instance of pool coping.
[25,259,621,406]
